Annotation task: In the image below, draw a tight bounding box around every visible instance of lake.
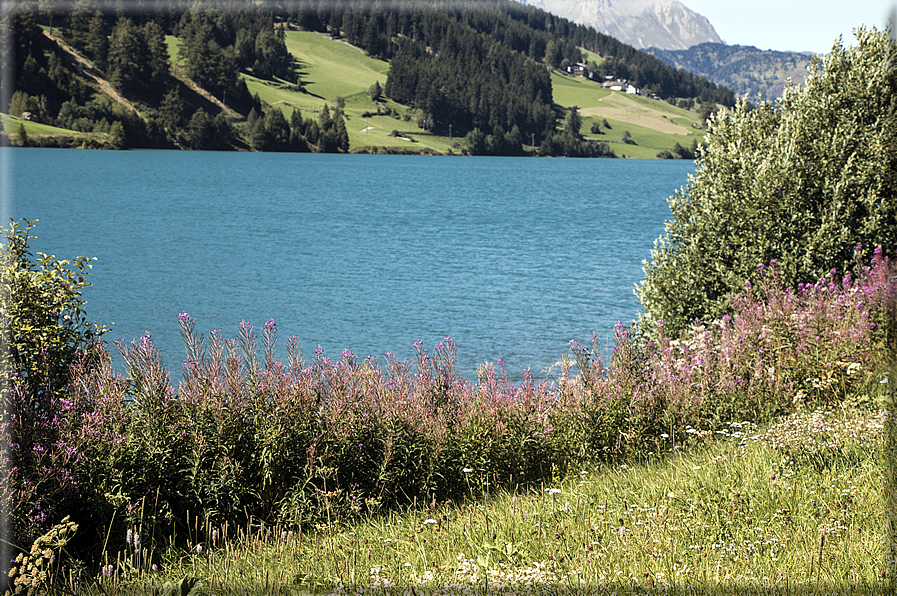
[5,149,694,382]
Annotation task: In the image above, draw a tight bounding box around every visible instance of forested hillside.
[1,0,734,155]
[647,43,815,100]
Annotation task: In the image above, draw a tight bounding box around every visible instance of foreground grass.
[73,407,889,595]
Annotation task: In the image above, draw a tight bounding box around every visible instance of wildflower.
[264,318,276,329]
[546,488,561,495]
[195,545,202,554]
[462,468,473,474]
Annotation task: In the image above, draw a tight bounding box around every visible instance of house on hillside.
[602,79,627,91]
[568,63,589,77]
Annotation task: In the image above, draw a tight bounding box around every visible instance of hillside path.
[42,30,145,121]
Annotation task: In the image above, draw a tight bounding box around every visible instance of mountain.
[646,43,817,100]
[516,0,723,50]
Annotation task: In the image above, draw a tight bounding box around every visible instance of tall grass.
[2,247,895,593]
[13,408,891,595]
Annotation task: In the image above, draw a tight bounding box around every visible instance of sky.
[681,0,895,54]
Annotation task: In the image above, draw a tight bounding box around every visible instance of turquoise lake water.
[6,148,694,381]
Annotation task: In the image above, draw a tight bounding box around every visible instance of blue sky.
[681,0,895,53]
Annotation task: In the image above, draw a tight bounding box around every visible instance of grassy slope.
[550,70,707,158]
[245,31,706,157]
[243,31,458,154]
[1,113,106,141]
[107,408,887,594]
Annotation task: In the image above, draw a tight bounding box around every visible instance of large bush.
[0,219,107,588]
[637,27,897,336]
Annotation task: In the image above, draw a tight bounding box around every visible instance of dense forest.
[1,0,734,155]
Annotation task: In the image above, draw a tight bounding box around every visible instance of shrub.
[637,26,897,337]
[1,219,107,557]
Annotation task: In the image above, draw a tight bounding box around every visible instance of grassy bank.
[0,113,112,148]
[26,408,891,595]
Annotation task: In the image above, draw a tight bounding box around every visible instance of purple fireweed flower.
[264,318,276,329]
[178,312,190,320]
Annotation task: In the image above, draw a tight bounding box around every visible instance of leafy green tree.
[108,120,126,149]
[698,102,718,126]
[637,27,897,337]
[465,128,486,155]
[367,80,382,102]
[563,106,582,140]
[263,108,290,151]
[1,219,107,547]
[185,108,212,150]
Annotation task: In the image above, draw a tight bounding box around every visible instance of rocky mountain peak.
[518,0,723,50]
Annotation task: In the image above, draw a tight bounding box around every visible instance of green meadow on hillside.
[238,32,708,157]
[0,113,110,147]
[549,71,707,158]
